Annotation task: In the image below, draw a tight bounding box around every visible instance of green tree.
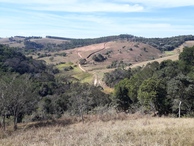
[35,94,68,120]
[179,46,194,74]
[0,75,11,130]
[138,78,169,115]
[179,46,194,65]
[114,79,134,111]
[92,54,106,62]
[0,74,37,130]
[67,83,110,122]
[167,74,194,116]
[79,58,87,65]
[103,68,132,88]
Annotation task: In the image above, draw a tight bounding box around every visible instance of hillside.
[130,40,194,68]
[29,40,162,90]
[33,40,194,91]
[0,44,47,74]
[1,34,194,90]
[1,34,194,52]
[37,40,161,65]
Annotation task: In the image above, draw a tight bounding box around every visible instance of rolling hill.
[1,34,194,91]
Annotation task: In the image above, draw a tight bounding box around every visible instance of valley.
[34,39,194,91]
[1,35,194,92]
[1,35,194,146]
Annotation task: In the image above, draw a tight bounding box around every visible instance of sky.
[1,0,194,38]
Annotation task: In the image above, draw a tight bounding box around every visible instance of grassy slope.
[56,63,93,84]
[1,115,194,146]
[130,40,194,68]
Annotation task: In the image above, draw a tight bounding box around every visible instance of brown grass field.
[1,113,194,146]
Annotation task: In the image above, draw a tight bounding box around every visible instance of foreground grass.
[1,114,194,146]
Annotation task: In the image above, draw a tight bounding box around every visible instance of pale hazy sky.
[1,0,194,38]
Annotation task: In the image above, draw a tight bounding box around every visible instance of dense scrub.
[0,45,111,130]
[107,46,194,116]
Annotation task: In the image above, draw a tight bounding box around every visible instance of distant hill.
[1,34,194,53]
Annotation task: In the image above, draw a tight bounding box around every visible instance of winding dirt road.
[77,43,107,86]
[78,64,86,72]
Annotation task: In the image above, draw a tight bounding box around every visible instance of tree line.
[109,46,194,116]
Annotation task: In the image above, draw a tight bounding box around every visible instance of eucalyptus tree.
[0,73,37,130]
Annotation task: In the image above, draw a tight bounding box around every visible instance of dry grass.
[1,113,194,146]
[130,40,194,68]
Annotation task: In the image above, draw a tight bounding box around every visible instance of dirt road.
[131,41,194,68]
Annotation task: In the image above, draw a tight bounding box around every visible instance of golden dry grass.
[130,40,194,68]
[1,114,194,146]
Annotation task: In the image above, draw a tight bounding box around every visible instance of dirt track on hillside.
[87,43,107,58]
[74,40,194,92]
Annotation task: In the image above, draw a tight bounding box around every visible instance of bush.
[79,59,87,65]
[92,54,106,62]
[64,66,73,71]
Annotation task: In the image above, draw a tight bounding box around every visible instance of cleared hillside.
[130,40,194,68]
